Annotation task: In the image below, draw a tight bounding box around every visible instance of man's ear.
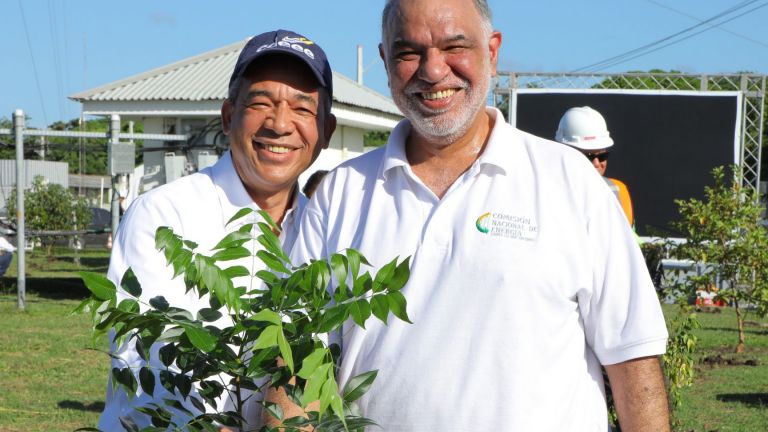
[323,113,337,149]
[379,43,392,88]
[379,43,388,72]
[221,99,233,135]
[488,31,502,77]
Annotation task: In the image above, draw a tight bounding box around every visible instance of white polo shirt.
[291,108,668,431]
[99,151,304,430]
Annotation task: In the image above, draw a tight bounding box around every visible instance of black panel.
[515,92,739,236]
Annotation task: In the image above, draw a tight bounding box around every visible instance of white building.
[70,38,401,194]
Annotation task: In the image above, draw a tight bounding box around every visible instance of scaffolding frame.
[493,72,766,192]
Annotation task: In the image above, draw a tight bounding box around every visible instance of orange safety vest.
[604,177,634,227]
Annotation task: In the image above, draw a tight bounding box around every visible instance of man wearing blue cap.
[98,29,336,430]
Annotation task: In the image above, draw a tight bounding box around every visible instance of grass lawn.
[0,247,110,432]
[0,294,108,432]
[666,303,768,431]
[0,247,766,431]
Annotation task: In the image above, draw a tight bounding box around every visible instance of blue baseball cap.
[229,29,333,99]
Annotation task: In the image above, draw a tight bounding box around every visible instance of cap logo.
[255,35,316,60]
[282,36,314,46]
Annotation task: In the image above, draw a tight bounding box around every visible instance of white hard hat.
[554,106,614,150]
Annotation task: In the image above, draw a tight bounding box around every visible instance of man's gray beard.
[394,72,491,144]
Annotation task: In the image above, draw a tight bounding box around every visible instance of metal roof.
[70,39,401,116]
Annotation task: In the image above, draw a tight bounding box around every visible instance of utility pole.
[13,110,26,311]
[357,45,364,85]
[108,115,121,239]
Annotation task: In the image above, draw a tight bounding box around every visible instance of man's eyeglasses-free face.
[583,151,610,162]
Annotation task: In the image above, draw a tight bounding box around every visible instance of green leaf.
[159,343,177,367]
[253,309,282,326]
[371,294,390,324]
[257,209,280,233]
[255,270,280,285]
[117,298,139,314]
[387,291,412,323]
[212,246,251,262]
[253,325,279,350]
[175,374,192,399]
[189,395,206,414]
[342,370,378,403]
[330,254,348,293]
[223,265,250,279]
[388,257,411,291]
[170,249,194,279]
[198,256,229,304]
[226,207,255,226]
[319,375,340,417]
[197,308,223,322]
[71,298,94,316]
[372,258,398,293]
[256,250,290,274]
[264,402,284,421]
[134,335,147,361]
[159,370,175,393]
[352,272,373,297]
[120,268,142,298]
[297,347,328,380]
[113,367,137,395]
[180,323,217,353]
[317,304,349,333]
[329,392,345,428]
[277,326,294,373]
[139,367,155,396]
[154,227,175,251]
[119,416,140,432]
[257,221,289,262]
[149,296,170,311]
[212,230,252,250]
[347,249,362,280]
[349,299,372,328]
[302,362,332,407]
[79,271,116,301]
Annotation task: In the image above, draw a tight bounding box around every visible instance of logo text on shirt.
[475,212,538,241]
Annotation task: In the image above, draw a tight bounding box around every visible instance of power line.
[588,2,768,72]
[645,0,768,49]
[17,0,49,125]
[573,0,759,72]
[573,0,767,72]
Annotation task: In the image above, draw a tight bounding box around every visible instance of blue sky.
[4,0,768,128]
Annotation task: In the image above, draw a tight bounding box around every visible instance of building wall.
[138,118,368,195]
[0,160,69,210]
[298,125,365,189]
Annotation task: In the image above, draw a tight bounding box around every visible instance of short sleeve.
[578,176,668,366]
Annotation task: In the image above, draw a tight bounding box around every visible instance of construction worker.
[556,106,634,227]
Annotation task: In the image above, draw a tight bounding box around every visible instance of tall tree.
[671,165,768,353]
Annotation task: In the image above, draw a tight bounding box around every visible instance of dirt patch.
[695,306,723,314]
[744,320,768,328]
[701,354,760,367]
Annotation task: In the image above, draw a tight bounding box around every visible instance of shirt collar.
[209,151,305,238]
[380,120,413,180]
[475,107,521,175]
[379,106,521,180]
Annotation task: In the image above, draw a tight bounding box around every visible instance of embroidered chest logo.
[475,212,538,241]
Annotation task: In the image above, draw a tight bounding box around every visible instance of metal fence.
[0,110,188,310]
[493,72,766,192]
